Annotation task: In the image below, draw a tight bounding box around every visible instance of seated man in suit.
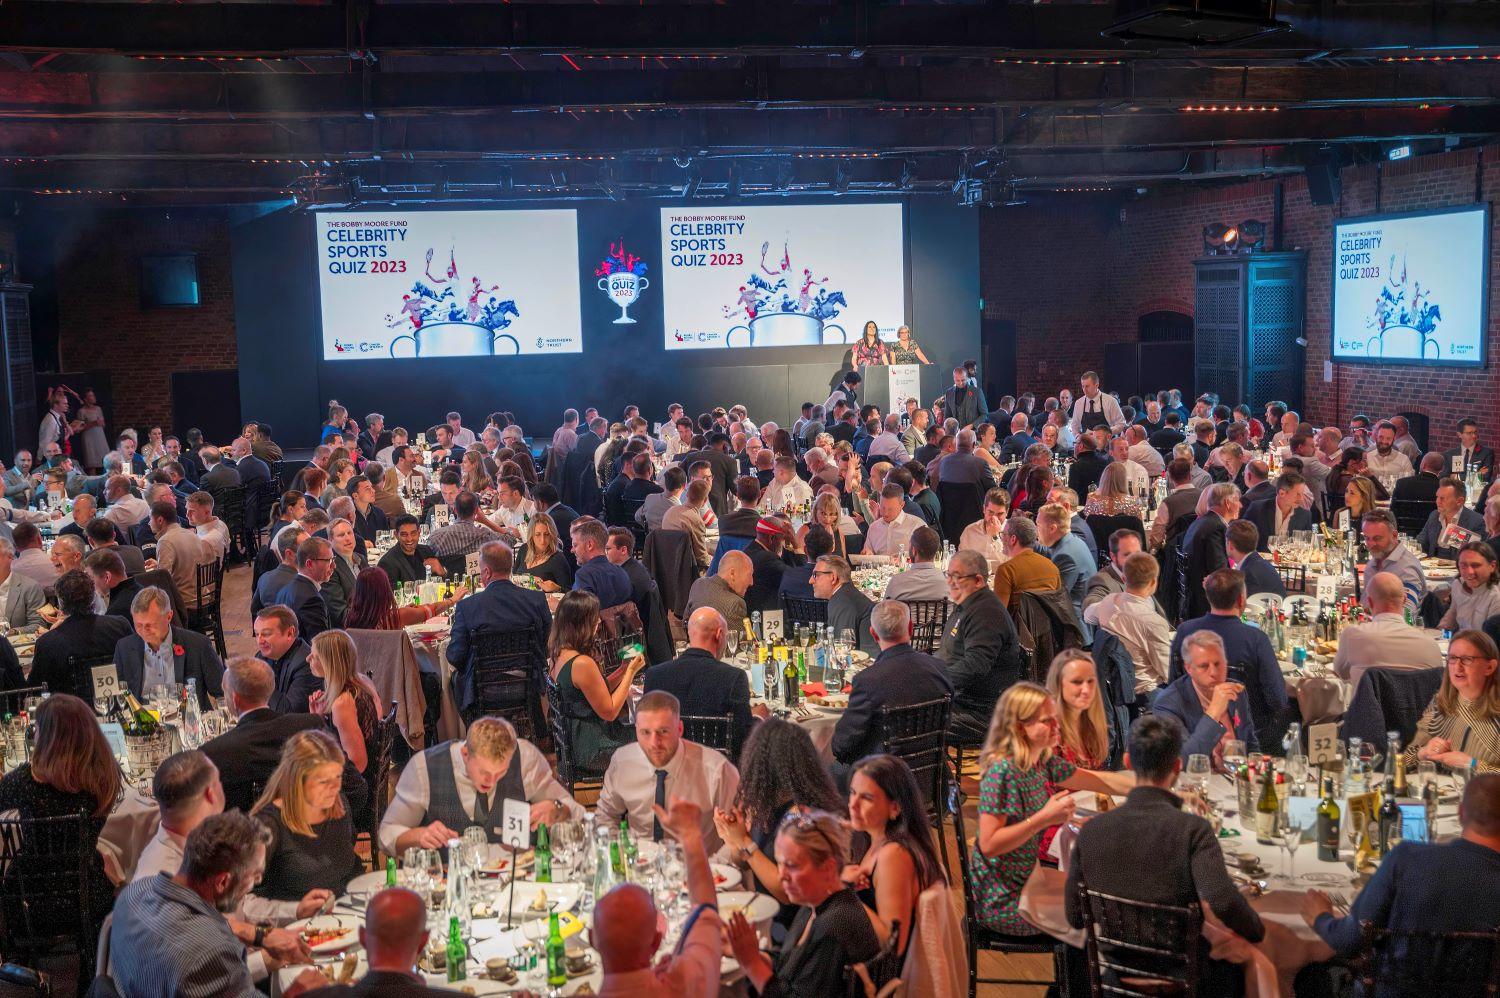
[1068,714,1264,993]
[377,514,446,587]
[115,585,223,707]
[1179,483,1240,620]
[1392,451,1445,525]
[812,554,874,652]
[831,599,953,776]
[253,604,322,714]
[252,524,307,617]
[445,540,551,721]
[1154,629,1258,760]
[301,887,462,998]
[1420,476,1487,559]
[1225,519,1286,599]
[1302,772,1500,977]
[85,547,142,620]
[321,518,361,628]
[30,569,133,700]
[1442,416,1495,483]
[1242,471,1312,552]
[379,716,582,853]
[271,535,334,642]
[942,550,1026,746]
[644,607,756,756]
[84,515,146,576]
[0,534,47,633]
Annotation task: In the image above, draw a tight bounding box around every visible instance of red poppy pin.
[173,644,185,657]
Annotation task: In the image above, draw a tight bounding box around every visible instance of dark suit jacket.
[261,640,321,714]
[113,626,223,706]
[1243,497,1312,552]
[826,583,875,653]
[201,707,323,814]
[303,970,460,998]
[199,464,241,490]
[1391,471,1441,508]
[1180,512,1228,619]
[831,642,953,764]
[1441,445,1496,482]
[1152,674,1258,758]
[1419,506,1486,558]
[940,586,1025,730]
[59,520,125,545]
[746,542,805,614]
[252,563,296,617]
[271,573,331,641]
[678,447,739,514]
[1066,786,1264,947]
[322,556,359,628]
[1237,551,1286,599]
[543,503,579,554]
[1067,451,1111,499]
[112,543,148,576]
[644,648,754,754]
[1240,481,1275,508]
[30,613,134,700]
[444,579,551,715]
[233,454,271,486]
[104,577,143,620]
[943,384,989,427]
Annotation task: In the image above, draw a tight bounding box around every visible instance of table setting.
[723,630,869,763]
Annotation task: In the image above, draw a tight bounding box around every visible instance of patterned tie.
[652,769,668,842]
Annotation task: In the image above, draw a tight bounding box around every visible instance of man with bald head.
[1333,571,1445,689]
[596,798,722,996]
[644,607,756,755]
[311,887,455,996]
[684,547,752,634]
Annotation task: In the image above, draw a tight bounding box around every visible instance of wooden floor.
[223,562,1057,996]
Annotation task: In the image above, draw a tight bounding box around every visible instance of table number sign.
[762,609,784,643]
[92,664,121,713]
[500,798,530,851]
[1308,722,1341,766]
[1315,574,1339,603]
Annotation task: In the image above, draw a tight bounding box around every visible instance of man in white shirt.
[597,691,739,854]
[959,487,1011,568]
[103,474,149,531]
[388,443,428,496]
[1364,421,1416,480]
[664,417,696,460]
[1085,551,1172,697]
[380,717,583,855]
[10,523,59,588]
[491,475,537,541]
[867,414,912,466]
[1124,425,1165,478]
[1334,571,1444,689]
[864,484,921,557]
[187,491,231,563]
[444,411,476,449]
[1108,436,1150,494]
[1068,371,1127,436]
[882,525,950,601]
[763,455,813,512]
[658,403,685,446]
[374,427,407,468]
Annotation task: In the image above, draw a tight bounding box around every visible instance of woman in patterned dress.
[969,682,1133,937]
[852,321,889,367]
[888,325,932,365]
[1408,629,1500,774]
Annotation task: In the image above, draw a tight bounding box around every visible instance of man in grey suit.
[321,518,361,628]
[113,586,223,708]
[0,536,46,633]
[811,554,874,652]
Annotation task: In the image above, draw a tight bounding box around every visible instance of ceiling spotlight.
[1203,221,1239,255]
[1238,219,1266,252]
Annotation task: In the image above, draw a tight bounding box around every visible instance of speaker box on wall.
[1306,161,1341,206]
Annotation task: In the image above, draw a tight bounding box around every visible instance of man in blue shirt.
[1168,568,1288,750]
[569,516,632,610]
[1037,501,1094,640]
[1303,773,1500,983]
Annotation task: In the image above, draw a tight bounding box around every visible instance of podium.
[858,364,938,416]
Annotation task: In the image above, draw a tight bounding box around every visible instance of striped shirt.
[1406,695,1500,774]
[110,873,259,998]
[427,517,499,559]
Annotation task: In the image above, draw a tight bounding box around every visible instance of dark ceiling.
[2,0,1500,205]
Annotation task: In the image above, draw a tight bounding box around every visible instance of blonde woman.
[799,490,855,560]
[1407,629,1500,774]
[251,729,363,901]
[971,682,1133,936]
[307,629,381,778]
[461,449,494,498]
[1343,474,1378,524]
[517,511,572,591]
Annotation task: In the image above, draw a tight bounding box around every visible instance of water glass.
[1285,754,1310,795]
[1417,760,1437,792]
[1223,740,1248,777]
[1278,816,1304,883]
[1185,754,1211,795]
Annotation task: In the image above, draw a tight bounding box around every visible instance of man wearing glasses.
[810,555,874,653]
[269,535,334,642]
[941,550,1026,746]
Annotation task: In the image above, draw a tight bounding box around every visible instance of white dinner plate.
[711,863,742,891]
[310,951,367,987]
[483,880,583,919]
[288,913,360,954]
[716,891,779,926]
[345,869,389,897]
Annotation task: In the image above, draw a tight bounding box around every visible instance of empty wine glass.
[1278,815,1304,883]
[1223,740,1248,778]
[1285,754,1310,796]
[1186,754,1211,795]
[402,847,432,901]
[725,629,741,659]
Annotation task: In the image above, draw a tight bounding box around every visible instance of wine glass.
[551,820,583,877]
[425,848,447,910]
[1185,754,1211,795]
[1285,754,1310,796]
[1278,815,1305,884]
[402,848,432,901]
[1223,740,1248,778]
[1345,811,1365,869]
[725,628,741,659]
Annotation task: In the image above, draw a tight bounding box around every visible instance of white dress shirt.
[1332,612,1445,690]
[958,520,1009,568]
[882,562,950,601]
[1363,447,1415,480]
[196,518,231,562]
[1127,442,1165,478]
[104,494,150,529]
[378,740,583,855]
[1068,392,1126,436]
[764,474,813,512]
[596,740,739,855]
[1115,458,1150,495]
[865,510,921,557]
[1084,590,1172,694]
[450,426,477,448]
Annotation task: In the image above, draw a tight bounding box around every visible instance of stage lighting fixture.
[899,158,916,191]
[1203,221,1238,254]
[1238,219,1266,252]
[598,166,624,201]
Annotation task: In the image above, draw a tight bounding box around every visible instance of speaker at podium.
[855,364,941,420]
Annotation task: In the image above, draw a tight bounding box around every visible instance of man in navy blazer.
[1179,484,1240,620]
[1241,472,1312,553]
[1154,629,1258,760]
[112,585,223,708]
[643,606,756,757]
[812,555,874,653]
[446,540,551,718]
[831,600,953,771]
[1226,520,1286,599]
[254,604,322,714]
[271,535,334,642]
[1418,477,1487,559]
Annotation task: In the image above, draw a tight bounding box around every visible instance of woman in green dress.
[547,590,645,772]
[888,325,932,365]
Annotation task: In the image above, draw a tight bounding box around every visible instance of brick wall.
[980,146,1500,450]
[53,210,237,433]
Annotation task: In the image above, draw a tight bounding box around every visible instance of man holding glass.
[1153,630,1257,763]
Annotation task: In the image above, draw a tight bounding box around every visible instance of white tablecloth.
[99,786,159,885]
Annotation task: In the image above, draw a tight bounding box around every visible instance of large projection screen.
[1331,204,1489,367]
[659,203,906,351]
[316,209,582,360]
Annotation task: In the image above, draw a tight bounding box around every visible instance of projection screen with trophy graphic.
[658,203,906,351]
[316,209,582,360]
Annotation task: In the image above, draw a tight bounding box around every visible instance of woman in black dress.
[0,693,120,947]
[251,729,363,902]
[726,809,886,996]
[308,629,380,782]
[517,512,573,592]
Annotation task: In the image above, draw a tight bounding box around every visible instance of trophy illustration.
[599,271,649,324]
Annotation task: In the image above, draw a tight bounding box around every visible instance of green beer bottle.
[445,916,466,982]
[546,912,566,988]
[535,822,552,884]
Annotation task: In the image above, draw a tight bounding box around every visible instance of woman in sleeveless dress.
[888,325,932,365]
[308,628,381,780]
[548,591,645,772]
[75,389,109,472]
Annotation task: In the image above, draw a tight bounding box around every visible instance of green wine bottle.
[445,916,466,982]
[1316,775,1341,862]
[1255,756,1280,845]
[385,855,397,888]
[534,822,552,884]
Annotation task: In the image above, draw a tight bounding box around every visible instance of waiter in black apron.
[1071,370,1118,440]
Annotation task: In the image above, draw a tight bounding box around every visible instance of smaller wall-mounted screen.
[140,254,200,308]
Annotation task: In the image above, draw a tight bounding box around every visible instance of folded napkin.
[801,682,827,697]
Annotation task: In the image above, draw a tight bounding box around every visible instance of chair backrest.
[0,812,97,960]
[0,686,47,720]
[935,481,983,546]
[1275,562,1307,594]
[595,601,645,675]
[62,653,116,702]
[1340,666,1445,748]
[948,776,983,928]
[131,569,187,622]
[469,627,544,729]
[1391,498,1434,537]
[708,534,754,575]
[544,674,580,787]
[902,598,952,655]
[781,594,829,627]
[194,559,221,608]
[1356,923,1500,998]
[876,697,951,818]
[368,700,401,841]
[1076,876,1204,998]
[681,714,734,756]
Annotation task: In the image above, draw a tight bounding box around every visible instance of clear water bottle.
[181,679,202,749]
[1282,721,1301,760]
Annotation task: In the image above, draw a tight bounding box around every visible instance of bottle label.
[1255,808,1278,843]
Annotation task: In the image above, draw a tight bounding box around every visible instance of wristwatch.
[739,842,757,858]
[252,923,270,948]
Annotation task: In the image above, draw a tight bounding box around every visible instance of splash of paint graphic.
[384,246,520,333]
[721,238,847,321]
[1364,251,1443,359]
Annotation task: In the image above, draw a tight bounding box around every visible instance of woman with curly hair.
[713,718,843,932]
